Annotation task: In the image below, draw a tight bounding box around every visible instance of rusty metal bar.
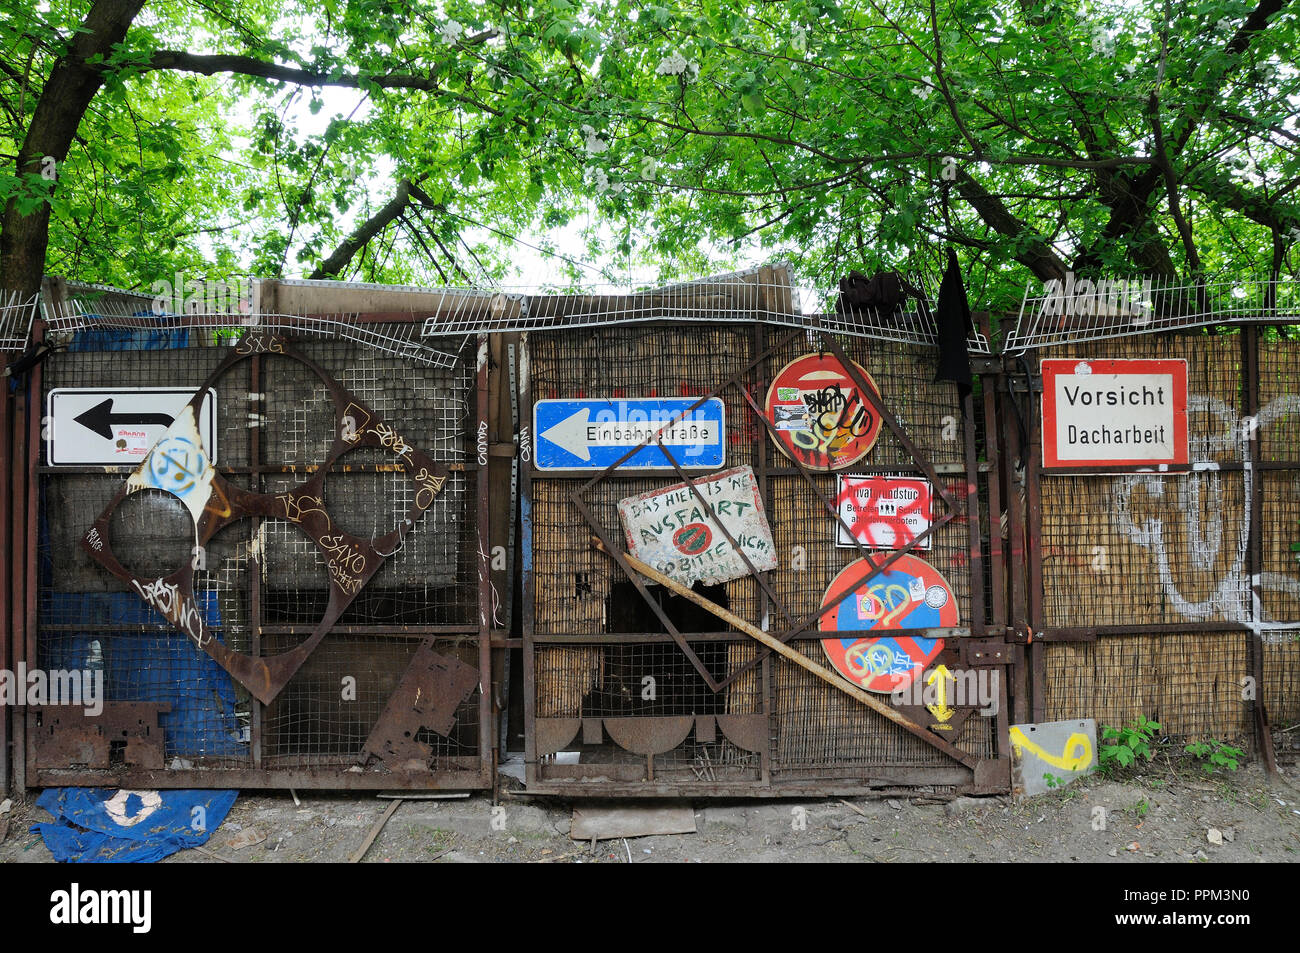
[250,349,263,770]
[574,327,806,494]
[596,538,980,770]
[477,335,495,790]
[653,432,794,625]
[1243,325,1278,774]
[20,315,44,792]
[0,331,11,795]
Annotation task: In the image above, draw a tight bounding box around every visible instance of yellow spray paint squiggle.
[1008,726,1093,772]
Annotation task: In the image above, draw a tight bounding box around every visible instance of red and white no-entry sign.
[1040,358,1188,469]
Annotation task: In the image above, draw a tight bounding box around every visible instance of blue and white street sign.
[533,398,726,471]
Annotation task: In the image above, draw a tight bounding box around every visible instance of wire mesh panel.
[29,311,490,790]
[1030,327,1300,755]
[524,319,1003,795]
[1040,634,1250,744]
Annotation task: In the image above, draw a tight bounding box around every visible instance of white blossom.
[592,168,610,194]
[656,51,699,80]
[438,20,464,44]
[580,124,608,155]
[913,83,932,101]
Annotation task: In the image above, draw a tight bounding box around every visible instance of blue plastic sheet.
[32,787,238,863]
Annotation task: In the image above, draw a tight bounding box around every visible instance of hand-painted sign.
[46,388,218,467]
[765,353,883,470]
[834,474,932,549]
[534,397,725,471]
[618,465,777,586]
[816,554,958,694]
[1041,359,1188,468]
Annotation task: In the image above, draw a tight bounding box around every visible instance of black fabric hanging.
[934,248,973,396]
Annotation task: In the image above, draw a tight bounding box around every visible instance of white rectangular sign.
[46,388,217,466]
[1041,359,1188,468]
[617,465,777,587]
[834,474,932,549]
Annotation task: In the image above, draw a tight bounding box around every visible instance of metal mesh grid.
[1258,338,1300,463]
[772,640,994,771]
[262,635,479,768]
[270,339,473,465]
[1263,640,1300,743]
[0,290,38,351]
[1006,276,1300,354]
[1041,634,1251,745]
[767,475,973,625]
[1038,335,1253,627]
[34,324,485,778]
[260,472,475,627]
[1039,472,1249,627]
[1260,471,1300,630]
[37,476,253,765]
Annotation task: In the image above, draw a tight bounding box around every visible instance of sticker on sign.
[617,465,776,587]
[1041,359,1188,468]
[46,388,217,467]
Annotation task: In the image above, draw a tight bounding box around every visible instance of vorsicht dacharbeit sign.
[1040,358,1188,468]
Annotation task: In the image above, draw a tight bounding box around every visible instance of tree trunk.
[0,0,145,295]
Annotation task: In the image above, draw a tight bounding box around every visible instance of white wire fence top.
[1005,275,1300,354]
[408,261,994,354]
[29,261,998,359]
[40,279,462,368]
[0,291,38,351]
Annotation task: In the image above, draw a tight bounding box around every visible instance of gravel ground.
[2,760,1298,864]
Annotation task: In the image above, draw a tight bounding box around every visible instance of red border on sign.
[1041,358,1188,468]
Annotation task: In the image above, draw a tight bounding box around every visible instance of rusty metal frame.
[22,304,495,791]
[525,317,1011,794]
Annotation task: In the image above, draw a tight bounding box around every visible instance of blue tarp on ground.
[31,787,238,863]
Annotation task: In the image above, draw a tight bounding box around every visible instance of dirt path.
[2,762,1298,863]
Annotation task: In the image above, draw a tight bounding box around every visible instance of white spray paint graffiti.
[1111,394,1300,641]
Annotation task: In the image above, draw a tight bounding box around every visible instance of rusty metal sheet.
[603,716,695,756]
[31,703,169,770]
[617,465,776,587]
[80,333,450,706]
[360,641,480,769]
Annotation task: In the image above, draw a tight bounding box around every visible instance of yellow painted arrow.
[925,664,955,722]
[1009,726,1093,772]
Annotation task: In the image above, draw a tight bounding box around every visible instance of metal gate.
[1006,281,1300,770]
[16,279,494,790]
[516,268,1014,796]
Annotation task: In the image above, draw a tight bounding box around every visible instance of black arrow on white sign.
[73,398,175,440]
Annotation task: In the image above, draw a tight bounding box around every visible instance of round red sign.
[764,353,883,470]
[816,554,958,694]
[672,522,713,556]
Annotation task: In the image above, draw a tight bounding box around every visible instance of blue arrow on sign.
[533,398,726,471]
